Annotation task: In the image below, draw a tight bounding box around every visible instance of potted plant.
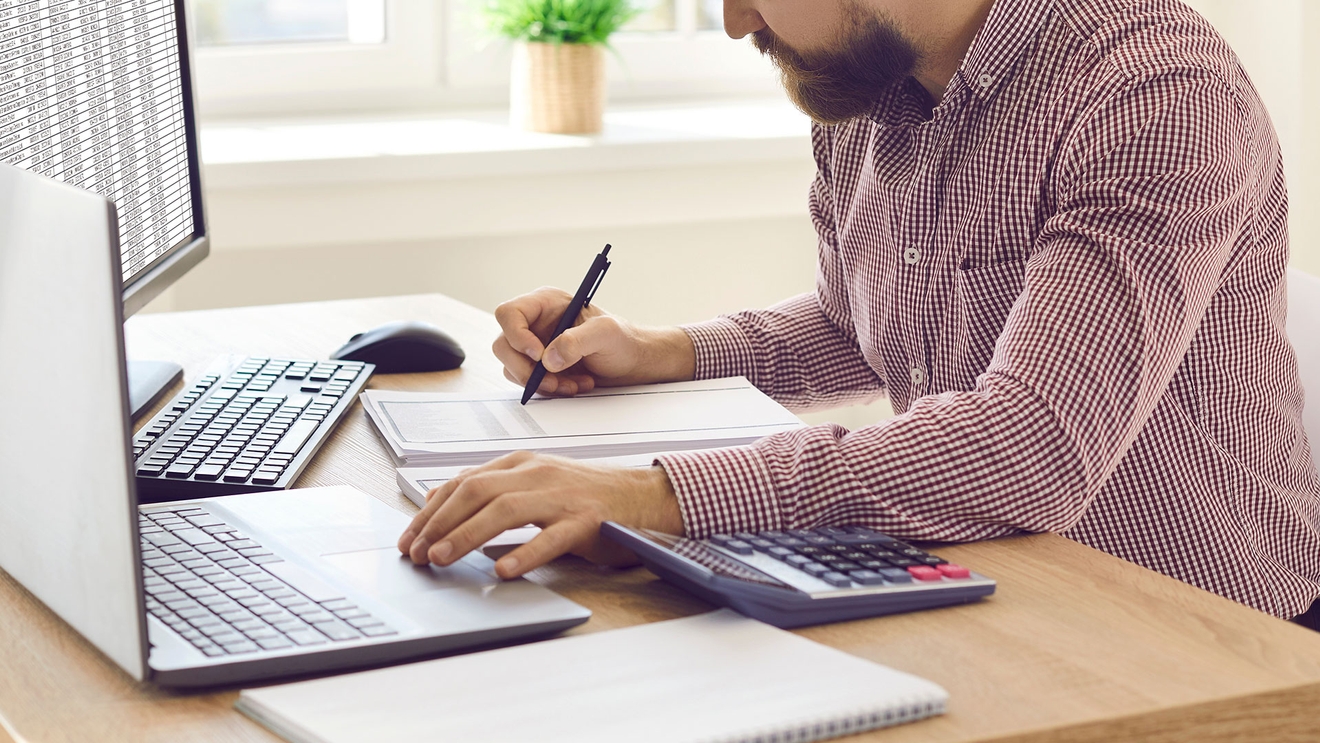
[482,0,638,134]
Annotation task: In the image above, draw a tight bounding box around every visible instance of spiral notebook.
[236,610,948,743]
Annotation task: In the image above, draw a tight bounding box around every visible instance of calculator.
[601,523,995,628]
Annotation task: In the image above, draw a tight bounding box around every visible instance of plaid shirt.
[657,0,1320,618]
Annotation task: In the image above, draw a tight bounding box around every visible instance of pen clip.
[585,259,610,307]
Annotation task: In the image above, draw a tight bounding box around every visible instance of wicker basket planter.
[510,41,606,134]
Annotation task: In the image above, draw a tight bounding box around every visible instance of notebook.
[360,377,803,467]
[236,610,948,743]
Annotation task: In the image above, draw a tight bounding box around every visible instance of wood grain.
[0,293,1316,741]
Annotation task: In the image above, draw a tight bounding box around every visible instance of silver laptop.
[0,165,590,688]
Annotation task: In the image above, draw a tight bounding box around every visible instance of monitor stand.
[127,359,183,419]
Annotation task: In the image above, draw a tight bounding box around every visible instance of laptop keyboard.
[141,507,396,658]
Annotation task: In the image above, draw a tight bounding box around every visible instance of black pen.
[521,244,612,405]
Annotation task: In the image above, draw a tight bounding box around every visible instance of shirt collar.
[953,0,1056,101]
[864,0,1054,128]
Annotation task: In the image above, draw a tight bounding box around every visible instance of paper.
[395,452,686,507]
[236,610,948,743]
[362,377,804,467]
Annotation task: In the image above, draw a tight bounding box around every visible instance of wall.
[1183,0,1320,274]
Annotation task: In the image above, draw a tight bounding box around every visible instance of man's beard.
[752,13,920,125]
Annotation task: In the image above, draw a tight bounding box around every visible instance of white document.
[396,453,687,558]
[236,610,948,743]
[395,452,686,507]
[362,377,803,467]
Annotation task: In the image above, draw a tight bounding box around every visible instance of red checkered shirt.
[656,0,1320,618]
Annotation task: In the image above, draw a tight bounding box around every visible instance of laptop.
[0,166,590,688]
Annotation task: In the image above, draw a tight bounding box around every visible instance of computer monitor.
[0,0,208,414]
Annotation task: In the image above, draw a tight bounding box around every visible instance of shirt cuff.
[655,447,782,537]
[679,318,759,382]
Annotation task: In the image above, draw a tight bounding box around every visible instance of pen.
[521,244,612,405]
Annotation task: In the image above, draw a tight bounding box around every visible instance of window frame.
[190,0,779,119]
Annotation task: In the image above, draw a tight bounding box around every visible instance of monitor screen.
[0,0,206,312]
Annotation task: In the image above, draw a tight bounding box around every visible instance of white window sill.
[199,97,814,189]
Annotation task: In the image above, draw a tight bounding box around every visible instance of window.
[193,0,386,46]
[189,0,777,119]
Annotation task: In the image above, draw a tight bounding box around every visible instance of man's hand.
[492,287,696,397]
[396,452,685,578]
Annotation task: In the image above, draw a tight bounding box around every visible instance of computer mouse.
[331,320,465,373]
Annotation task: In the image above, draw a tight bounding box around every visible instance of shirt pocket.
[956,258,1026,382]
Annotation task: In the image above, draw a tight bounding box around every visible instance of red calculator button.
[937,563,971,579]
[907,566,942,581]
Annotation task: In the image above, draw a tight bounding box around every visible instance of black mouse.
[331,320,465,373]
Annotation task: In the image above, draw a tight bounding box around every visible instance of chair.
[1286,267,1320,470]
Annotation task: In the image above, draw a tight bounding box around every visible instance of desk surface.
[2,293,1320,743]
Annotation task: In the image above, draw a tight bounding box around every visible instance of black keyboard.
[141,506,395,657]
[133,356,373,502]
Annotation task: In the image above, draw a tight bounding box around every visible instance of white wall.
[1183,0,1320,275]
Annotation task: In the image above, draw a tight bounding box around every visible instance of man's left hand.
[396,452,685,579]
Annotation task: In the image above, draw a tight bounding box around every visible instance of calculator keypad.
[709,527,966,589]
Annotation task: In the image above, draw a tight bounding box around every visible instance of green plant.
[480,0,639,45]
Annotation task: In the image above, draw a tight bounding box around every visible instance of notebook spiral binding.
[712,696,948,743]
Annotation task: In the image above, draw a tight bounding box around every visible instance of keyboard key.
[193,465,224,481]
[819,572,853,587]
[222,640,260,655]
[222,469,252,483]
[766,547,795,560]
[200,645,227,657]
[286,629,328,646]
[256,636,294,651]
[319,599,356,612]
[848,570,889,586]
[907,566,942,582]
[345,615,384,629]
[298,609,335,624]
[316,622,361,642]
[722,540,754,555]
[143,531,182,548]
[360,625,398,638]
[937,563,971,579]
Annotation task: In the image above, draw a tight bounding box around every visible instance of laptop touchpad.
[319,547,500,597]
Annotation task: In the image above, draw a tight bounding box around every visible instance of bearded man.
[399,0,1320,627]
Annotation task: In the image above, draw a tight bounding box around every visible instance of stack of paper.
[361,377,803,468]
[396,452,686,506]
[236,610,948,743]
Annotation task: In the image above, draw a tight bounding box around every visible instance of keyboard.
[142,506,396,658]
[133,356,374,502]
[602,523,996,628]
[709,528,966,587]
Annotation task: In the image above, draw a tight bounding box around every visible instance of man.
[398,0,1320,624]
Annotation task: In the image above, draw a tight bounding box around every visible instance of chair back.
[1286,267,1320,470]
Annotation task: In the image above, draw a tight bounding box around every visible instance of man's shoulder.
[1053,0,1238,86]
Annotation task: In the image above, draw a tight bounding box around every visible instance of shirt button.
[978,73,994,89]
[903,247,922,265]
[910,367,926,386]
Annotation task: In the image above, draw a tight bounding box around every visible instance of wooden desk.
[2,293,1319,742]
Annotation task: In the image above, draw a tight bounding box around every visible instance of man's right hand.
[492,287,696,397]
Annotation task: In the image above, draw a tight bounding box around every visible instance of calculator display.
[636,530,790,589]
